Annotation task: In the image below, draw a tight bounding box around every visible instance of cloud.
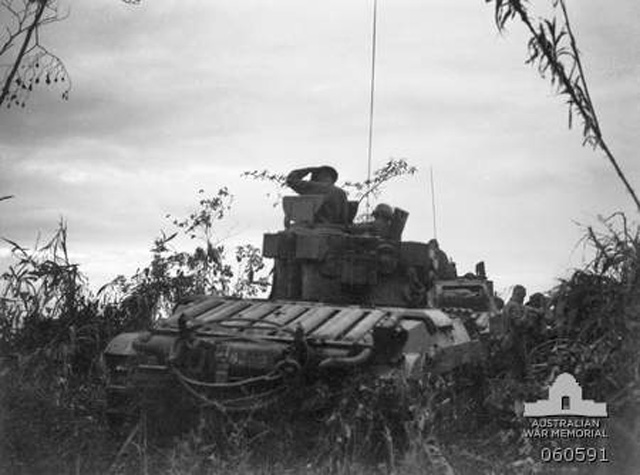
[1,0,638,294]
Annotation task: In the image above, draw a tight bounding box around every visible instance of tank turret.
[265,195,424,306]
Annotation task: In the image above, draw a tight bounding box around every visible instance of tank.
[103,194,495,424]
[430,268,500,337]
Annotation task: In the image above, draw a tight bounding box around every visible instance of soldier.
[426,239,456,281]
[351,203,394,238]
[370,203,394,236]
[403,266,427,307]
[504,285,527,326]
[285,166,349,225]
[525,292,548,317]
[525,292,551,341]
[502,285,528,378]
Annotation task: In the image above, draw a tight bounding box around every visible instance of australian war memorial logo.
[523,372,608,442]
[524,372,607,418]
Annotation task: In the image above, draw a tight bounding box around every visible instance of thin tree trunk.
[0,0,47,107]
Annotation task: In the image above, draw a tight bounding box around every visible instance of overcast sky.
[1,0,639,297]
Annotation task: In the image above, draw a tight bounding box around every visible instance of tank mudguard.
[399,309,483,378]
[104,332,143,357]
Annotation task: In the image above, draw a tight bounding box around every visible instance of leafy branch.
[1,0,141,109]
[343,158,417,204]
[0,0,71,109]
[487,0,640,212]
[242,158,417,209]
[98,188,270,322]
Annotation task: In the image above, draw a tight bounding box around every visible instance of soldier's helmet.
[512,284,527,299]
[311,166,339,184]
[372,203,394,220]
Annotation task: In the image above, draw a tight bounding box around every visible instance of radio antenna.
[365,0,378,215]
[430,166,438,239]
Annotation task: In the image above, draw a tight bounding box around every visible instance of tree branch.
[0,0,46,107]
[488,0,640,213]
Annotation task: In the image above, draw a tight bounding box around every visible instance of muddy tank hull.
[104,296,485,420]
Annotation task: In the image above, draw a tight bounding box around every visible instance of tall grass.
[1,201,639,474]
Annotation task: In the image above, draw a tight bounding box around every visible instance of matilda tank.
[104,194,495,423]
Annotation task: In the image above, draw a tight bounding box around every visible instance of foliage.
[550,213,640,401]
[2,193,639,473]
[478,212,640,474]
[0,0,143,109]
[0,220,95,356]
[0,363,116,475]
[241,158,417,211]
[0,222,119,475]
[102,371,458,475]
[342,158,417,205]
[0,187,269,358]
[0,0,71,108]
[0,188,271,473]
[99,188,270,326]
[485,0,640,212]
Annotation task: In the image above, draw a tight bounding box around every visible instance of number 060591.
[540,447,609,463]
